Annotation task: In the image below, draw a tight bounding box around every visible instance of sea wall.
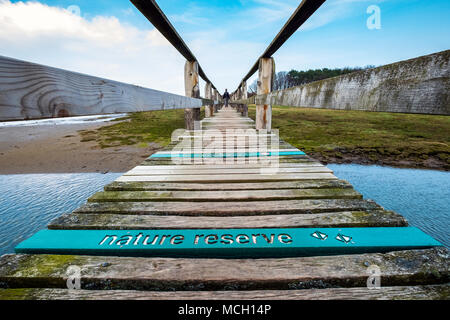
[246,50,450,115]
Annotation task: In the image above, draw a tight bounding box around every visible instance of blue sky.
[2,0,449,94]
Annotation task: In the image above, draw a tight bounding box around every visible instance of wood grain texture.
[116,173,338,183]
[0,248,447,291]
[0,55,203,121]
[87,188,362,203]
[48,210,407,230]
[125,167,332,176]
[74,199,383,216]
[137,163,325,169]
[256,57,275,131]
[1,285,448,300]
[104,180,353,191]
[142,157,315,166]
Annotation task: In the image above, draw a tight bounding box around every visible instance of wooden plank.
[87,188,362,203]
[201,120,253,124]
[14,227,442,258]
[146,156,313,163]
[150,150,305,158]
[172,144,298,151]
[116,173,337,183]
[201,124,254,128]
[201,117,253,121]
[104,180,352,191]
[74,199,383,216]
[2,285,448,300]
[137,163,325,169]
[177,133,276,138]
[125,167,332,176]
[0,55,203,121]
[142,157,315,166]
[48,210,408,230]
[0,248,448,290]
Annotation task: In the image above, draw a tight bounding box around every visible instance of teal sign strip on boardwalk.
[150,151,306,159]
[15,227,442,258]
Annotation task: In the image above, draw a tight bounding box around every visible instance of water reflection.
[329,164,449,248]
[0,173,122,255]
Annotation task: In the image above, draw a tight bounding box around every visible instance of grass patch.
[248,105,450,170]
[79,108,204,149]
[79,106,449,170]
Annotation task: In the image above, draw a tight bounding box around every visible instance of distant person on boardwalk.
[223,89,230,107]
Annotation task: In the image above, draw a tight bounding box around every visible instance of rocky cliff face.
[257,50,450,115]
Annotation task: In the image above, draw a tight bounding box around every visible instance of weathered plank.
[177,132,276,137]
[2,285,448,300]
[152,149,303,156]
[116,173,337,183]
[137,163,325,169]
[74,199,382,216]
[17,227,439,258]
[49,210,407,230]
[104,180,352,191]
[0,248,448,290]
[171,143,299,151]
[125,167,332,176]
[87,189,362,203]
[0,55,204,121]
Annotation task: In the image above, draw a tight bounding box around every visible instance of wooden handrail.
[0,55,212,121]
[131,0,217,91]
[234,0,326,94]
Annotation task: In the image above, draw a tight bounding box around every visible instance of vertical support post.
[256,57,275,131]
[235,89,239,112]
[184,60,200,130]
[215,90,221,112]
[241,80,248,117]
[205,82,213,118]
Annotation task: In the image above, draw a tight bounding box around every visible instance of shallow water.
[329,164,449,248]
[0,113,128,128]
[0,173,122,255]
[0,165,448,256]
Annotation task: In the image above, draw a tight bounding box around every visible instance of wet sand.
[0,122,160,174]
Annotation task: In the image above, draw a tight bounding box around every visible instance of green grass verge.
[248,105,450,170]
[79,108,204,149]
[79,105,449,170]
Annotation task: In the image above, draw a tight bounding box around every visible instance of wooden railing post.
[214,90,219,113]
[214,90,221,113]
[205,82,213,117]
[256,57,275,131]
[235,89,240,112]
[184,60,201,130]
[241,80,248,117]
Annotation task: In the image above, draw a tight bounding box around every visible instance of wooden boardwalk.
[0,107,448,300]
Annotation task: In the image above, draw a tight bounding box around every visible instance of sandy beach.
[0,121,161,174]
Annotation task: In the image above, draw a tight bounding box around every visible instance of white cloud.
[0,0,389,96]
[0,0,186,94]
